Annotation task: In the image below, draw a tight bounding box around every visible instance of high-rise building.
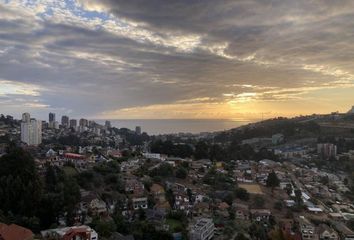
[88,120,96,128]
[22,112,30,123]
[79,118,88,127]
[49,112,56,128]
[49,112,55,123]
[21,113,42,146]
[70,119,77,128]
[105,120,111,128]
[61,115,69,127]
[135,126,141,135]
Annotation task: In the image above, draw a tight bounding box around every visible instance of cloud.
[0,79,43,96]
[0,0,353,119]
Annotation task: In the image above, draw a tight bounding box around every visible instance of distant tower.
[61,115,69,127]
[49,112,55,128]
[135,126,142,135]
[105,120,111,128]
[22,112,30,123]
[70,119,77,128]
[21,113,42,146]
[79,118,88,127]
[49,112,55,123]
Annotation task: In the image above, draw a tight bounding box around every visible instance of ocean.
[95,119,255,135]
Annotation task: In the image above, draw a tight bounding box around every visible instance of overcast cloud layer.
[0,0,354,120]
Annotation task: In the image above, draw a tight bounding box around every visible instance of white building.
[189,218,214,240]
[41,225,98,240]
[21,113,42,146]
[132,197,148,210]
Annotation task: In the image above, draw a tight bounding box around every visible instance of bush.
[235,188,250,201]
[175,167,188,179]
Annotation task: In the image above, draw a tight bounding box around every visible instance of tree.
[234,233,248,240]
[294,189,303,207]
[347,219,354,231]
[253,195,265,208]
[249,222,267,240]
[0,147,42,217]
[235,188,250,201]
[91,218,116,238]
[266,171,280,193]
[175,167,187,179]
[165,189,175,207]
[149,163,173,177]
[63,177,81,225]
[194,141,209,160]
[274,201,283,211]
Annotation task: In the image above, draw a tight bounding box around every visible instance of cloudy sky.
[1,0,354,121]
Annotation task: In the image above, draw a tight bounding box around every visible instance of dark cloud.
[0,0,354,118]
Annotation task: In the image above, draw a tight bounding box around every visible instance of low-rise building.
[317,224,339,240]
[298,216,318,240]
[189,218,214,240]
[41,226,98,240]
[250,209,271,222]
[132,197,148,210]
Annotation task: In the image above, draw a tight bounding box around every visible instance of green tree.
[91,218,116,238]
[274,201,283,211]
[253,195,265,208]
[194,141,210,160]
[63,177,81,225]
[234,233,248,240]
[175,167,188,179]
[266,171,280,192]
[165,189,175,208]
[294,189,303,207]
[0,147,42,217]
[235,188,250,201]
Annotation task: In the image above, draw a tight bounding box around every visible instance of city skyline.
[1,1,354,120]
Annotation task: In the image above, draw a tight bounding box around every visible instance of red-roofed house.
[0,223,33,240]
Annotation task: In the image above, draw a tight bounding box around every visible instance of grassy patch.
[63,166,78,176]
[166,219,183,232]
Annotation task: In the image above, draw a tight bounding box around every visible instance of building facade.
[189,218,214,240]
[61,115,69,128]
[21,113,42,146]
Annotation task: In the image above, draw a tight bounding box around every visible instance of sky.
[0,0,354,121]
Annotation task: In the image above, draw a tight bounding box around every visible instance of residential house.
[125,178,144,195]
[298,216,318,240]
[193,202,211,218]
[232,203,249,220]
[250,209,271,222]
[332,222,354,240]
[0,223,33,240]
[174,191,191,213]
[150,183,165,202]
[132,197,148,210]
[317,224,339,240]
[41,226,98,240]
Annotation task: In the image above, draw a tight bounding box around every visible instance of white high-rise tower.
[21,113,42,146]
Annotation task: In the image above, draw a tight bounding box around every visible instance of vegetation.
[0,147,81,231]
